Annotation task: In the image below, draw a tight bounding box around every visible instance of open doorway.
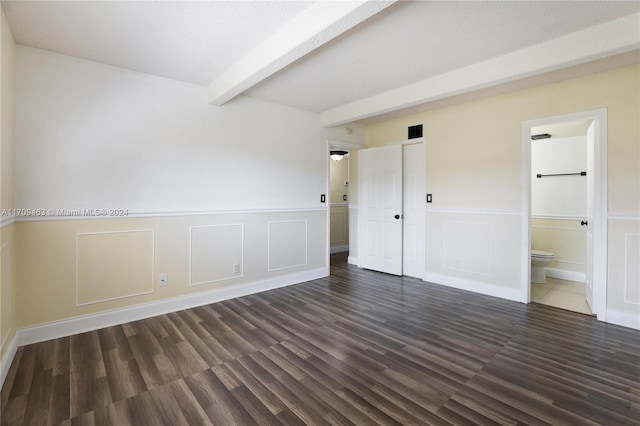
[326,139,364,274]
[522,109,607,321]
[529,119,593,314]
[329,149,350,256]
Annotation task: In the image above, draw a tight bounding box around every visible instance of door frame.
[326,139,363,270]
[520,109,607,321]
[356,137,426,275]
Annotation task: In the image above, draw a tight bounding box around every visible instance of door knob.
[394,214,400,219]
[581,220,588,226]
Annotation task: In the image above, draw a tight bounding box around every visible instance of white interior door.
[359,145,403,275]
[585,120,595,311]
[403,143,425,278]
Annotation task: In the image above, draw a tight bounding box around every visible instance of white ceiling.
[3,1,639,125]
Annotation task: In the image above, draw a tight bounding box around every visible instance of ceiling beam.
[208,0,396,106]
[320,12,640,127]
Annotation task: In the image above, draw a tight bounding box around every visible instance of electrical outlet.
[233,263,240,274]
[159,273,168,287]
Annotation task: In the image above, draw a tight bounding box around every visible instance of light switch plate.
[159,273,168,287]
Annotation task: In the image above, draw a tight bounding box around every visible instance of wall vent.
[408,124,423,139]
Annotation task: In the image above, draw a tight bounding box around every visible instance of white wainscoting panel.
[607,217,640,318]
[625,233,640,305]
[348,206,358,264]
[443,221,494,277]
[76,229,155,306]
[329,208,348,246]
[427,211,521,297]
[190,224,244,286]
[268,220,308,271]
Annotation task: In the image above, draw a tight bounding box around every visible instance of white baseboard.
[424,272,524,303]
[17,267,328,347]
[347,255,359,266]
[546,268,586,283]
[330,245,349,254]
[606,309,640,330]
[0,330,19,389]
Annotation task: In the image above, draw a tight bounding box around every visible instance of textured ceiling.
[245,1,640,112]
[2,1,312,85]
[3,0,639,123]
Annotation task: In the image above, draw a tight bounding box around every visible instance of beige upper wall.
[366,64,640,216]
[1,8,15,212]
[0,7,16,361]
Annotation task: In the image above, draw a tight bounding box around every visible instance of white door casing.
[359,144,403,275]
[585,120,595,311]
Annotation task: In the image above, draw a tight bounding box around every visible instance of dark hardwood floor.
[2,253,639,425]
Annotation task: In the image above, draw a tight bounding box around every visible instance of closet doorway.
[358,139,425,278]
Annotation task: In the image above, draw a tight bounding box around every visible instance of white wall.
[7,46,335,341]
[531,136,587,281]
[531,136,587,217]
[15,46,327,213]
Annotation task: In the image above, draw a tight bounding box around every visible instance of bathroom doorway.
[529,119,592,314]
[521,109,607,320]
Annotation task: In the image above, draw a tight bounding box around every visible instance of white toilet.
[531,250,554,283]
